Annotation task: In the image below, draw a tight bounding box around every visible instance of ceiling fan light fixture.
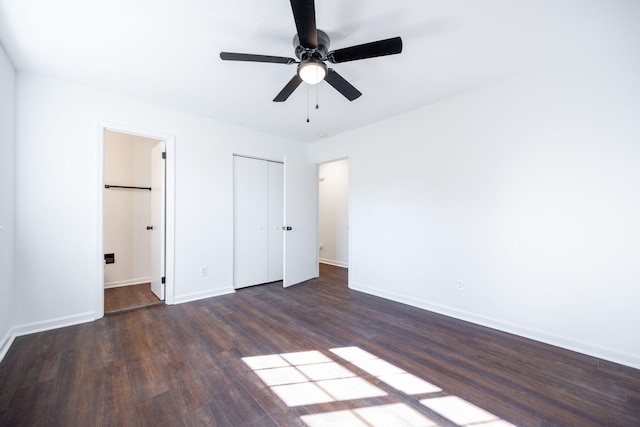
[297,58,327,85]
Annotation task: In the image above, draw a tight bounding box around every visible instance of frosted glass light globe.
[298,60,327,84]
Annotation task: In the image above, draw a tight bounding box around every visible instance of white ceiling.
[0,1,584,142]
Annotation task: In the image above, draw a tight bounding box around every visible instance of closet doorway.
[103,130,165,314]
[318,159,349,269]
[233,155,284,289]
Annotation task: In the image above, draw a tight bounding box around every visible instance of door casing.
[96,121,176,319]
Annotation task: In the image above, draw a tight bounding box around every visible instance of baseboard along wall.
[350,281,640,370]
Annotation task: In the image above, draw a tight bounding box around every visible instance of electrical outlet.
[200,266,208,277]
[456,279,464,291]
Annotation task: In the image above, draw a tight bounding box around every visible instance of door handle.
[146,226,154,230]
[282,226,292,231]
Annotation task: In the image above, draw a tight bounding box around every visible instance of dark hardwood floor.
[104,282,163,314]
[1,264,638,426]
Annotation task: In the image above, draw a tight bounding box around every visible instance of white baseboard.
[350,281,640,370]
[11,311,96,337]
[173,287,235,305]
[0,311,95,363]
[1,285,234,361]
[104,277,152,289]
[0,329,15,363]
[319,258,348,268]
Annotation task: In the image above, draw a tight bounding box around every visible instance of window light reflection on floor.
[330,346,442,395]
[421,396,516,426]
[271,382,334,407]
[242,347,515,427]
[301,409,369,427]
[313,376,387,401]
[242,350,387,407]
[253,365,307,387]
[297,361,357,381]
[302,403,440,427]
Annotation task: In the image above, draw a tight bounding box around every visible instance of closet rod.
[104,185,151,191]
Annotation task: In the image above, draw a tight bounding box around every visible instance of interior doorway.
[318,159,349,269]
[102,129,166,314]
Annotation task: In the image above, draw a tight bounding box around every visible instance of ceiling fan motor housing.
[294,29,330,61]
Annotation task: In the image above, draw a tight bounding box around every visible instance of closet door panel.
[268,162,284,282]
[233,156,269,288]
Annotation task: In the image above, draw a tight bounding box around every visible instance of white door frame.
[316,156,350,275]
[96,120,176,319]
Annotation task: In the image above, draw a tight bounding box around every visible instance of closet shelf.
[104,185,151,191]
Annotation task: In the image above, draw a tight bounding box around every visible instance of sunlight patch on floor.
[242,350,386,406]
[297,361,357,381]
[281,350,333,365]
[331,346,442,395]
[356,402,441,427]
[253,366,308,386]
[242,353,290,370]
[301,409,369,427]
[314,377,387,400]
[302,403,439,427]
[242,347,516,427]
[421,396,517,426]
[271,382,334,407]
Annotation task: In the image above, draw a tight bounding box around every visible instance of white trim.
[233,153,284,164]
[0,329,15,362]
[1,311,95,362]
[11,312,96,336]
[350,281,640,370]
[319,258,348,268]
[104,278,152,289]
[173,287,235,305]
[96,120,177,320]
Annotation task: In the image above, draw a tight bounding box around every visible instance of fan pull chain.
[316,84,319,110]
[306,85,310,123]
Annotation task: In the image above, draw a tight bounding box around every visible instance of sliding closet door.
[233,156,269,289]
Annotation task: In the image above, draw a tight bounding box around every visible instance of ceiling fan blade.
[290,0,317,49]
[327,37,403,63]
[273,74,303,102]
[324,69,362,101]
[220,52,296,64]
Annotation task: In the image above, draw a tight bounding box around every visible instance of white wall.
[12,72,309,331]
[0,42,15,357]
[309,12,640,368]
[104,131,157,288]
[318,159,349,267]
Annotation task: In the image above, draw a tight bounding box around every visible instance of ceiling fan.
[220,0,403,102]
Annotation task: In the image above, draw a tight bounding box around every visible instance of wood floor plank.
[105,282,162,314]
[126,355,171,403]
[3,380,56,426]
[1,264,638,426]
[136,391,187,427]
[199,368,273,426]
[90,359,139,427]
[162,345,217,415]
[183,400,233,427]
